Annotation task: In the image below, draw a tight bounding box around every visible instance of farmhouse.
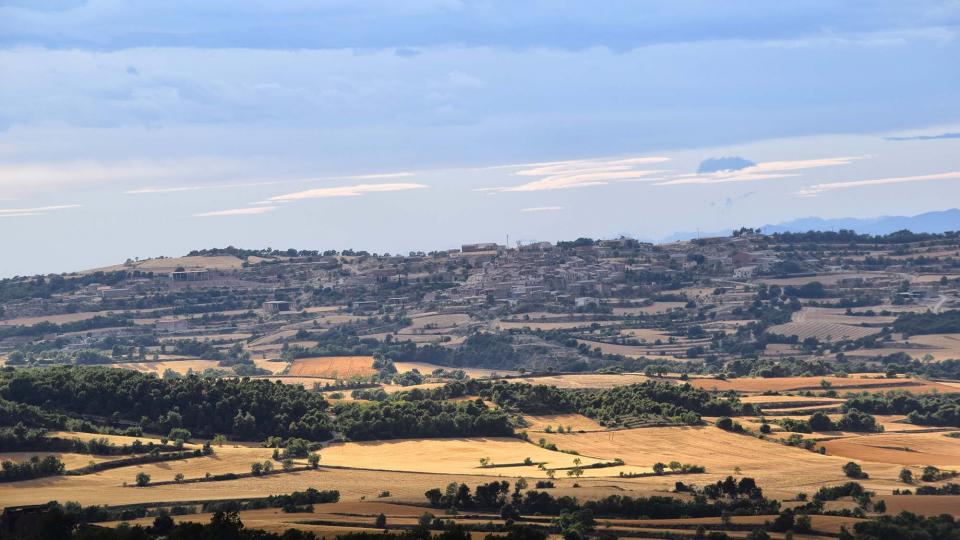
[262,300,292,313]
[156,318,188,332]
[170,270,208,282]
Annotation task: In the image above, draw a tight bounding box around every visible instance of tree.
[843,462,867,479]
[251,462,263,476]
[375,513,387,529]
[652,462,666,474]
[307,453,320,469]
[418,512,435,531]
[135,472,151,486]
[501,503,521,521]
[152,513,174,535]
[213,434,227,447]
[808,412,833,432]
[899,468,913,484]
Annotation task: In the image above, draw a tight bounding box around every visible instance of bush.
[842,462,868,479]
[135,472,151,486]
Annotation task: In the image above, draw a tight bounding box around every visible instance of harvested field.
[819,431,960,466]
[514,373,653,389]
[494,319,620,330]
[0,312,105,327]
[739,395,846,408]
[380,382,447,393]
[876,494,960,517]
[612,302,688,315]
[682,375,955,394]
[258,376,338,388]
[537,425,904,498]
[522,413,606,433]
[108,359,223,375]
[766,320,880,342]
[573,339,688,359]
[319,437,607,476]
[616,328,676,342]
[791,306,896,326]
[0,452,117,470]
[393,361,517,378]
[287,356,376,379]
[249,330,299,346]
[757,273,887,286]
[408,313,471,329]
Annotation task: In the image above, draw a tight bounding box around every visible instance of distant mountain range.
[659,208,960,242]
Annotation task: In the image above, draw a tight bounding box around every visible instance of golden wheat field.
[819,431,960,466]
[319,437,607,476]
[536,425,905,498]
[108,359,224,375]
[682,375,955,394]
[393,361,518,378]
[522,413,606,433]
[287,356,377,378]
[513,373,654,389]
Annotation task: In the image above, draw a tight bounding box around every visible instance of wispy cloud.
[484,157,670,192]
[0,159,252,192]
[796,171,960,196]
[885,132,960,141]
[521,206,565,212]
[656,156,861,186]
[0,204,81,218]
[126,181,282,194]
[269,182,427,202]
[341,172,415,180]
[194,206,277,217]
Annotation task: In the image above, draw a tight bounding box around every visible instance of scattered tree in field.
[899,468,913,484]
[135,472,151,487]
[843,462,868,479]
[375,513,387,529]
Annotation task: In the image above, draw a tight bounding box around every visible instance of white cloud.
[0,204,81,218]
[486,156,670,192]
[0,159,252,192]
[656,156,861,186]
[269,182,428,202]
[194,206,277,217]
[126,180,282,194]
[521,206,565,212]
[796,171,960,196]
[340,172,415,180]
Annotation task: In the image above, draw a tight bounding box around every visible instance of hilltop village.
[2,229,960,539]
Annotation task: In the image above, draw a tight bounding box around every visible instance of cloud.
[0,159,257,194]
[697,156,756,174]
[521,206,565,212]
[269,182,427,202]
[126,180,282,194]
[487,157,670,192]
[796,171,960,196]
[656,156,861,186]
[194,206,277,217]
[339,172,414,180]
[885,132,960,141]
[0,204,81,217]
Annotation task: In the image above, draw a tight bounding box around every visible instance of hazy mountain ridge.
[660,208,960,242]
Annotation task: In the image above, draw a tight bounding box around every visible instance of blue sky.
[1,1,959,276]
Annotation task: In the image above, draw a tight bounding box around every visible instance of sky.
[1,1,960,277]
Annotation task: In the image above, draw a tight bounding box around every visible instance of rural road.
[932,294,948,314]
